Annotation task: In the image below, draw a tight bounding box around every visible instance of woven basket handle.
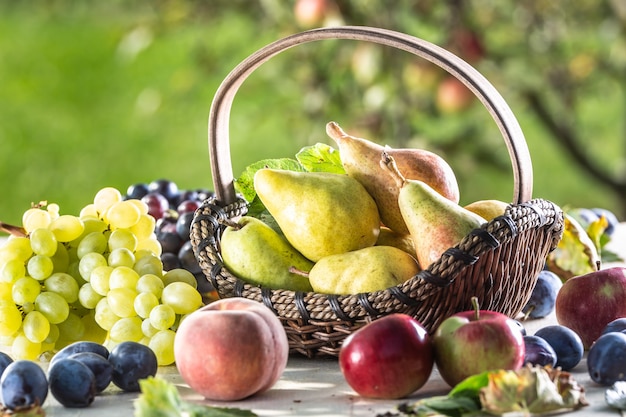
[209,26,533,206]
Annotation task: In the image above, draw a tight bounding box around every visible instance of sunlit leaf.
[295,143,345,174]
[234,158,304,203]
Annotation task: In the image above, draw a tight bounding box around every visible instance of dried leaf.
[547,214,600,280]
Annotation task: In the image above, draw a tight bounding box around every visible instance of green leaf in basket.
[295,142,345,174]
[234,158,304,203]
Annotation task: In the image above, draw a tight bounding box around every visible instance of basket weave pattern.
[190,26,565,358]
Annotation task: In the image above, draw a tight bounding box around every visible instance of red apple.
[173,297,289,401]
[339,313,434,399]
[294,0,328,28]
[556,266,626,349]
[435,76,474,114]
[433,297,525,387]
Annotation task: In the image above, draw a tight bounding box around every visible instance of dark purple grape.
[48,358,96,407]
[176,199,201,214]
[108,341,157,392]
[161,252,182,271]
[156,215,178,235]
[125,183,150,200]
[51,341,109,366]
[522,270,562,319]
[148,179,179,206]
[523,335,557,367]
[176,211,195,241]
[534,325,584,371]
[68,352,113,393]
[176,190,199,206]
[195,272,214,294]
[156,230,184,254]
[141,192,170,220]
[178,240,202,274]
[0,360,48,411]
[0,351,14,379]
[587,332,626,385]
[196,188,214,202]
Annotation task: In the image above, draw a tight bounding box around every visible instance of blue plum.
[51,340,109,366]
[0,351,13,378]
[68,351,113,393]
[591,207,619,236]
[534,325,584,371]
[0,360,48,411]
[522,270,563,319]
[48,358,97,407]
[108,341,157,392]
[587,332,626,386]
[602,317,626,335]
[523,335,557,367]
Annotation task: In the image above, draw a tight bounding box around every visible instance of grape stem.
[0,221,27,237]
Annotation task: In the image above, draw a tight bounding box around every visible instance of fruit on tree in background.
[339,314,434,399]
[433,297,525,387]
[555,267,626,349]
[534,325,584,371]
[254,168,380,262]
[294,0,328,28]
[307,245,420,295]
[521,270,563,319]
[463,199,508,221]
[220,216,314,291]
[326,121,459,235]
[381,153,485,269]
[436,76,474,114]
[587,332,626,386]
[174,298,289,401]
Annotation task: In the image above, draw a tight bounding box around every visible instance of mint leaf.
[296,143,345,174]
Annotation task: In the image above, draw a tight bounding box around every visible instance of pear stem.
[379,151,406,189]
[288,266,310,278]
[325,121,348,144]
[0,221,27,237]
[471,296,480,320]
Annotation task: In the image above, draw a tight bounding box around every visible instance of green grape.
[20,302,34,314]
[109,266,140,289]
[29,228,58,257]
[50,241,70,273]
[44,272,79,303]
[107,287,138,318]
[81,311,107,344]
[66,261,86,286]
[141,318,159,338]
[72,218,108,245]
[78,283,103,309]
[163,268,197,289]
[22,207,52,233]
[136,238,162,257]
[133,253,164,277]
[27,255,54,280]
[134,292,159,319]
[105,200,141,230]
[136,273,164,298]
[149,304,176,331]
[148,329,176,366]
[47,203,60,220]
[90,265,113,296]
[161,282,203,315]
[77,231,108,258]
[12,333,42,360]
[0,258,26,283]
[79,203,100,219]
[0,299,23,336]
[78,252,107,281]
[0,281,12,301]
[34,291,70,324]
[108,228,138,252]
[129,214,156,241]
[108,247,135,268]
[1,236,33,261]
[94,297,120,331]
[93,186,123,214]
[109,316,143,342]
[12,276,41,305]
[23,310,51,343]
[127,198,149,215]
[49,214,85,242]
[56,312,85,343]
[44,323,60,344]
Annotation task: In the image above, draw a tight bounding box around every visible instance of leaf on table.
[1,404,46,417]
[295,142,345,174]
[546,214,600,281]
[133,376,257,417]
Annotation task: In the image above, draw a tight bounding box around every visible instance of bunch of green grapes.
[0,187,203,365]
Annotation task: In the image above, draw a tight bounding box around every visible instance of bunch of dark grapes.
[124,179,215,297]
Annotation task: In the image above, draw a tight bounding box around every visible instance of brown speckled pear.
[326,121,460,235]
[254,169,380,262]
[381,153,486,269]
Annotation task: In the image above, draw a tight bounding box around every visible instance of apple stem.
[471,296,480,320]
[289,266,310,278]
[219,218,242,230]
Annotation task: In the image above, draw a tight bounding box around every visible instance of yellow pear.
[381,153,486,269]
[220,216,314,291]
[464,199,509,221]
[326,121,460,234]
[254,169,380,262]
[375,226,417,258]
[308,246,420,295]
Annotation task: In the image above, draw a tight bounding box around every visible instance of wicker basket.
[190,26,564,358]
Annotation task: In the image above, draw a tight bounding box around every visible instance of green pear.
[254,169,380,262]
[381,153,486,269]
[375,226,416,258]
[220,216,314,291]
[326,121,460,235]
[307,245,420,295]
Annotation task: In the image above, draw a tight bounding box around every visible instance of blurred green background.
[1,0,625,227]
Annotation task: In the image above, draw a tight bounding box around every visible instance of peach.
[173,297,289,401]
